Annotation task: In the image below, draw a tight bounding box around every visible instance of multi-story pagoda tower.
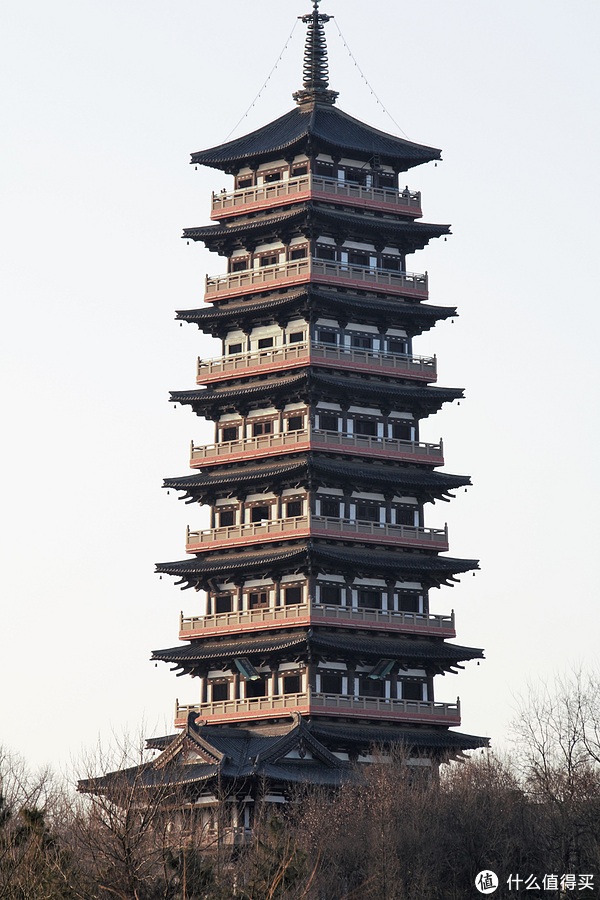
[96,1,487,830]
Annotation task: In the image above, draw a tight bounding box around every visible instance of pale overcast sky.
[1,0,599,773]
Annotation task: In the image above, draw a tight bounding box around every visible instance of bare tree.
[0,745,76,900]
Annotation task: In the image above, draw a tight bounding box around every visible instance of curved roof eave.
[191,103,441,173]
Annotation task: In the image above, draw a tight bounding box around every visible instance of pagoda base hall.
[80,1,488,835]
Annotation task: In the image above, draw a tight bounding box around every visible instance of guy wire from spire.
[223,18,299,142]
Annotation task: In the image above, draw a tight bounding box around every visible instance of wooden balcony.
[197,341,437,384]
[211,175,422,219]
[190,428,444,468]
[204,258,428,302]
[175,692,460,727]
[179,604,456,640]
[185,515,448,553]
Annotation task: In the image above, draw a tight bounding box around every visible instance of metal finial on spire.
[293,1,339,106]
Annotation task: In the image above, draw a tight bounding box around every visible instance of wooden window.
[264,171,282,183]
[402,681,423,701]
[221,426,238,443]
[318,330,337,344]
[237,177,253,188]
[283,674,301,694]
[378,172,395,189]
[321,673,343,694]
[388,339,407,355]
[356,504,378,522]
[395,506,416,527]
[398,593,419,613]
[286,500,302,518]
[258,336,274,349]
[359,589,381,610]
[231,259,248,272]
[228,342,243,355]
[349,251,369,267]
[214,594,232,614]
[284,586,302,606]
[261,255,278,268]
[321,499,340,518]
[392,421,412,441]
[360,677,384,698]
[219,509,235,528]
[251,506,270,523]
[315,161,333,176]
[212,682,228,702]
[246,678,266,698]
[321,584,341,605]
[292,166,307,177]
[355,419,377,437]
[290,247,307,260]
[249,591,269,609]
[345,168,365,185]
[351,334,372,350]
[319,413,338,432]
[287,415,303,432]
[252,421,272,437]
[382,256,400,272]
[289,330,304,343]
[316,244,336,261]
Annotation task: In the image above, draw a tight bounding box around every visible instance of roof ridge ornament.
[293,0,339,106]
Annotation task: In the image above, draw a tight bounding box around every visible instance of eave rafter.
[163,456,471,506]
[171,370,463,420]
[151,630,484,679]
[156,541,478,593]
[183,204,450,256]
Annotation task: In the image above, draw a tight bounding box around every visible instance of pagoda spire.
[293,0,339,106]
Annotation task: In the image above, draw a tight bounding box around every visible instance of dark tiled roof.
[163,457,470,502]
[183,205,449,252]
[176,287,456,336]
[156,542,478,585]
[190,103,441,172]
[310,721,489,751]
[152,630,483,665]
[172,371,463,417]
[81,716,488,797]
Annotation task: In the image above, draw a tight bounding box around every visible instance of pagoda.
[82,1,488,836]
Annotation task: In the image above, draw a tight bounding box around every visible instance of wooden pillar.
[348,668,357,697]
[270,666,278,697]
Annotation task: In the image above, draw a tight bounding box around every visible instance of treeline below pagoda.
[3,671,600,900]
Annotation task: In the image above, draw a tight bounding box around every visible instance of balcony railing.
[205,258,428,300]
[190,428,444,468]
[185,515,448,553]
[179,604,456,639]
[211,175,422,217]
[197,341,436,383]
[176,693,460,726]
